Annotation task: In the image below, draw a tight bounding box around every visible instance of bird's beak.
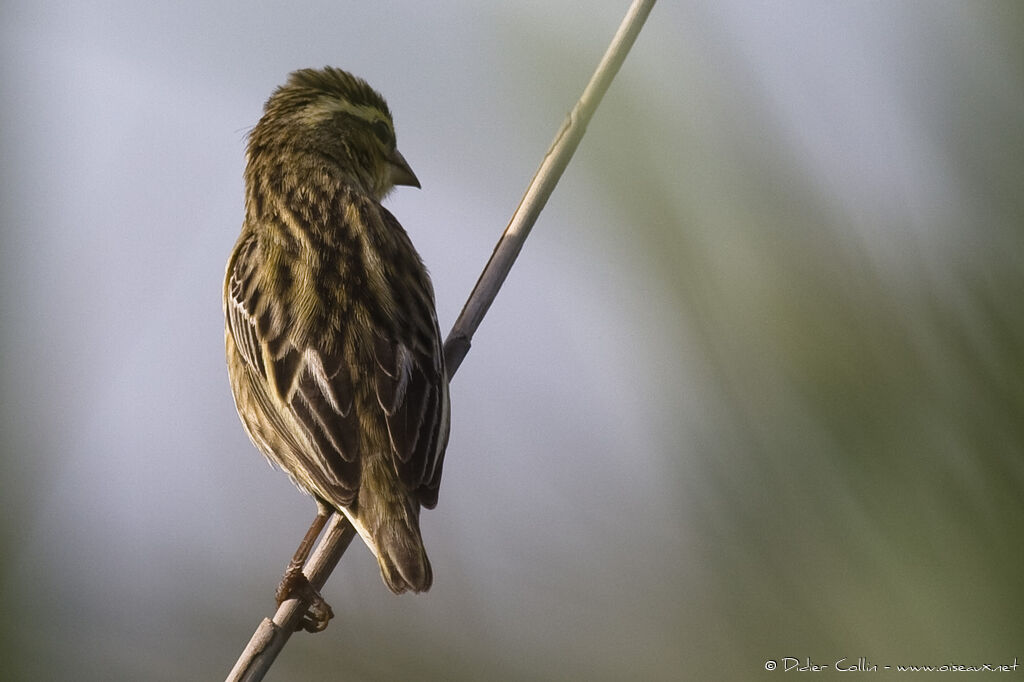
[389,148,421,189]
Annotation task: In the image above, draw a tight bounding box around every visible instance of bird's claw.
[276,564,334,633]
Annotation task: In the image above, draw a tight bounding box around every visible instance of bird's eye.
[371,120,393,146]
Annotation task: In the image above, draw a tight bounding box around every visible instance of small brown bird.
[224,67,449,627]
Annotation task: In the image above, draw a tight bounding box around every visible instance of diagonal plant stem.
[227,1,656,679]
[443,0,657,376]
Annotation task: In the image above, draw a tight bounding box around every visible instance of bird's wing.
[225,232,361,503]
[368,207,450,508]
[370,322,449,507]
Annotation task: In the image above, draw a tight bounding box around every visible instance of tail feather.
[349,455,433,593]
[376,520,432,593]
[344,495,433,593]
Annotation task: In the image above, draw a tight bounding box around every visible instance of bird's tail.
[346,478,432,594]
[374,514,432,594]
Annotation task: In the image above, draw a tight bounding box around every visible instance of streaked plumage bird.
[224,67,449,625]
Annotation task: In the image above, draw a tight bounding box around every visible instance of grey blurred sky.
[2,2,1023,680]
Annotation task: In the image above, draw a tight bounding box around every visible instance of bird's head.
[248,66,419,200]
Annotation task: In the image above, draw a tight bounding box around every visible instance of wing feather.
[225,233,361,501]
[371,208,450,508]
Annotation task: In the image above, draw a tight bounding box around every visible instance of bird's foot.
[276,562,334,633]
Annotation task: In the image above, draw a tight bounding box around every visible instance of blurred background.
[2,1,1022,679]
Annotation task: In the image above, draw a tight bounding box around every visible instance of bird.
[223,67,449,630]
